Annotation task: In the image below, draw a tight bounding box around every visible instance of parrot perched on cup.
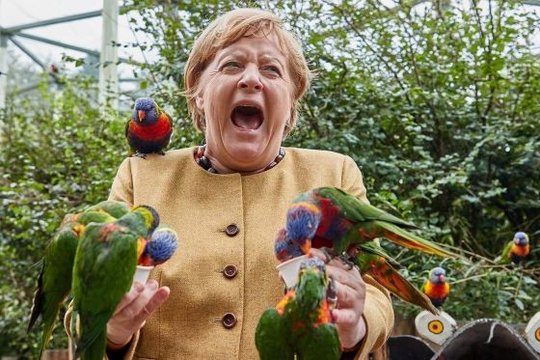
[71,205,159,360]
[422,267,450,309]
[496,231,530,266]
[256,257,341,360]
[126,97,173,158]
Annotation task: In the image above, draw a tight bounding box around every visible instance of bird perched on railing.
[496,231,530,266]
[274,187,457,314]
[256,257,341,360]
[126,97,173,158]
[422,267,450,309]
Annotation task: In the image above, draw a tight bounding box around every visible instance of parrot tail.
[358,254,439,315]
[376,221,457,258]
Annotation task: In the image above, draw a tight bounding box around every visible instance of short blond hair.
[184,8,311,135]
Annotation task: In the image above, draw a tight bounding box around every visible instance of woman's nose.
[237,66,264,91]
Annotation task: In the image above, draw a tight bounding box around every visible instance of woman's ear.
[195,94,204,111]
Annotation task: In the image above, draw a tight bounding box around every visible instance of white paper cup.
[276,255,308,289]
[133,265,154,285]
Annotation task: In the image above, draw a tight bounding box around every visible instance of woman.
[104,8,394,359]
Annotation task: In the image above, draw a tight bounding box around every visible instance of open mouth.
[231,105,263,130]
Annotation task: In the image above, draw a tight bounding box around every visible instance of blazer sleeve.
[340,155,395,359]
[109,158,134,206]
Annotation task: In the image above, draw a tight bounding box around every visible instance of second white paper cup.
[133,265,154,285]
[276,255,308,289]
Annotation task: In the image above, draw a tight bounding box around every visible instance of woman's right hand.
[106,280,170,349]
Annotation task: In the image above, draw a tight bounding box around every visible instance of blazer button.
[222,313,237,329]
[223,265,238,279]
[225,224,240,237]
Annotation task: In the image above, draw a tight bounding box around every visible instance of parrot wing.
[496,240,513,264]
[317,187,419,229]
[255,308,294,360]
[85,200,130,219]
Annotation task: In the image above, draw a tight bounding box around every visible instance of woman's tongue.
[232,110,262,130]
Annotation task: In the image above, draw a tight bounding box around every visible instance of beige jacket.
[107,146,394,359]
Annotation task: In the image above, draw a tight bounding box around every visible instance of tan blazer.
[107,147,394,359]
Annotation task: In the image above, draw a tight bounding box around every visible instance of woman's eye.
[222,61,241,69]
[263,65,281,76]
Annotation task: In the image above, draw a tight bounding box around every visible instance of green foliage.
[0,77,125,357]
[2,0,539,356]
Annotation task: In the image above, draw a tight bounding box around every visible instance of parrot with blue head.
[422,267,450,309]
[497,231,530,266]
[126,97,173,158]
[139,226,179,266]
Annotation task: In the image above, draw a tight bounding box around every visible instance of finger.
[326,265,363,292]
[308,248,328,263]
[332,308,361,328]
[118,280,160,319]
[114,282,145,315]
[132,286,170,323]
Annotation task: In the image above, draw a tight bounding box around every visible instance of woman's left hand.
[309,248,366,350]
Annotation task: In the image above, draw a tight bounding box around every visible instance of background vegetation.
[1,0,538,357]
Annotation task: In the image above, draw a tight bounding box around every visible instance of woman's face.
[196,33,293,173]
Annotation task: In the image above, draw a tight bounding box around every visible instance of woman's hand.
[309,249,367,350]
[106,280,170,350]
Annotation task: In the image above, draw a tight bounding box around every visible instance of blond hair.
[184,8,311,135]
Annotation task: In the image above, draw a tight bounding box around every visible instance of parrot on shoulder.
[126,97,173,158]
[71,205,159,360]
[256,257,341,360]
[422,267,450,309]
[497,231,530,265]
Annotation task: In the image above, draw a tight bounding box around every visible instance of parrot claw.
[338,253,356,270]
[132,151,147,159]
[326,278,338,308]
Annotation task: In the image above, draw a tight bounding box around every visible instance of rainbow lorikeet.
[126,97,173,158]
[422,267,449,309]
[497,231,530,265]
[256,257,341,360]
[288,187,456,259]
[85,200,130,219]
[27,207,119,358]
[71,205,159,360]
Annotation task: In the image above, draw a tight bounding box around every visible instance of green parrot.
[71,205,159,360]
[27,208,118,358]
[288,187,456,259]
[256,257,341,360]
[27,214,81,359]
[496,231,530,265]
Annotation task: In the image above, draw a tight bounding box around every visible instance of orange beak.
[138,110,146,122]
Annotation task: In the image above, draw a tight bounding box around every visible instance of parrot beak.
[300,239,312,254]
[138,110,146,122]
[439,274,445,282]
